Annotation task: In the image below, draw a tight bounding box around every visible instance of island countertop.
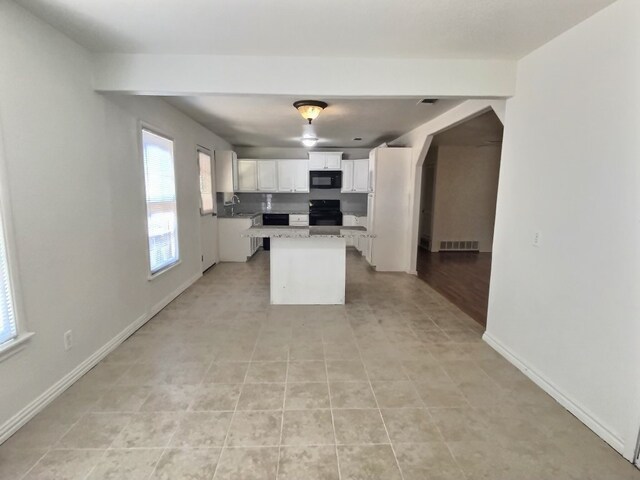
[242,225,375,239]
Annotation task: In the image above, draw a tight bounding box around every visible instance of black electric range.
[309,199,343,226]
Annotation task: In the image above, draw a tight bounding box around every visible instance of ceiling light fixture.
[301,123,318,148]
[293,100,328,124]
[302,137,318,147]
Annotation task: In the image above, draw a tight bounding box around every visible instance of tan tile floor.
[1,249,639,479]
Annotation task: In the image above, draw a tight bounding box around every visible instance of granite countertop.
[342,211,368,217]
[218,211,309,219]
[242,225,375,239]
[217,212,262,219]
[219,210,366,219]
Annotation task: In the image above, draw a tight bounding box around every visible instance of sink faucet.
[230,194,240,215]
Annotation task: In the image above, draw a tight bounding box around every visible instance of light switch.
[533,231,541,247]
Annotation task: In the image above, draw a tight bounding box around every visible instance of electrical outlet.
[64,330,73,351]
[533,231,541,247]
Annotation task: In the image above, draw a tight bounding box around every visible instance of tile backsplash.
[217,190,367,215]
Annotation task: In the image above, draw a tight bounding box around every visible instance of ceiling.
[17,0,615,59]
[164,96,461,148]
[432,110,504,147]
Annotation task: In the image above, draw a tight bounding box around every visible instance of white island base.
[270,237,346,305]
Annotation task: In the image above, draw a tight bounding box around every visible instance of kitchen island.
[243,226,374,305]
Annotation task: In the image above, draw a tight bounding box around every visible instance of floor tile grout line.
[143,348,221,480]
[353,337,406,480]
[210,323,261,480]
[322,333,343,480]
[17,448,50,480]
[19,396,117,480]
[274,347,290,480]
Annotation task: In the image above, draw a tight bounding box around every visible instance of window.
[198,150,214,215]
[0,214,17,346]
[142,128,179,275]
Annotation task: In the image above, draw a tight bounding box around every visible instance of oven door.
[310,171,341,189]
[309,212,343,226]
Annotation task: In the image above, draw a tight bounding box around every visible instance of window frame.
[0,118,34,362]
[197,146,215,216]
[139,123,181,280]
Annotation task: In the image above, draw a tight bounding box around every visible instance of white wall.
[93,54,516,98]
[485,0,640,459]
[389,99,506,273]
[0,1,231,441]
[431,146,500,252]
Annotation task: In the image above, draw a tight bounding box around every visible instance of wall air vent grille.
[439,240,479,252]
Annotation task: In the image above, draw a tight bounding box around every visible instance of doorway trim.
[398,99,506,275]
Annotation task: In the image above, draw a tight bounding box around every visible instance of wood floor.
[416,248,492,327]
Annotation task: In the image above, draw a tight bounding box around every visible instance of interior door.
[200,214,218,271]
[199,149,218,271]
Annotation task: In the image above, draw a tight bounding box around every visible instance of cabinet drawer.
[289,214,309,223]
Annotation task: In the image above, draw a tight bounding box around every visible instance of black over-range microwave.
[309,170,342,189]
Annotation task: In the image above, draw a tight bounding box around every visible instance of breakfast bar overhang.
[243,226,374,305]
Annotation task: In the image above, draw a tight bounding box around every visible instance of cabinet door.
[215,151,235,193]
[237,159,257,191]
[341,160,354,192]
[343,215,356,226]
[343,215,356,247]
[325,154,342,170]
[308,154,326,170]
[353,159,370,192]
[257,160,278,191]
[294,160,309,192]
[277,160,296,192]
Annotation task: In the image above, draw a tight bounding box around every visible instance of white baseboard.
[0,272,202,445]
[482,331,625,456]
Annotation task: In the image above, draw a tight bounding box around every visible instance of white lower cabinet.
[289,214,309,226]
[343,215,356,247]
[355,216,368,253]
[218,216,261,262]
[343,215,368,251]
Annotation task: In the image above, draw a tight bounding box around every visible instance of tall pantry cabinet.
[365,147,413,272]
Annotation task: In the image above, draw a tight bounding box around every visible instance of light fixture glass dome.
[293,100,328,124]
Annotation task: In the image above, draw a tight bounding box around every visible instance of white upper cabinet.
[308,152,343,170]
[276,160,309,192]
[257,160,278,191]
[341,159,370,192]
[341,160,354,193]
[277,160,296,192]
[293,160,309,192]
[237,159,257,192]
[353,159,370,192]
[325,155,342,170]
[308,155,326,170]
[215,150,237,192]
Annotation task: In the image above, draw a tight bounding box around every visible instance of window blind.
[198,150,214,214]
[0,213,17,345]
[142,129,179,274]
